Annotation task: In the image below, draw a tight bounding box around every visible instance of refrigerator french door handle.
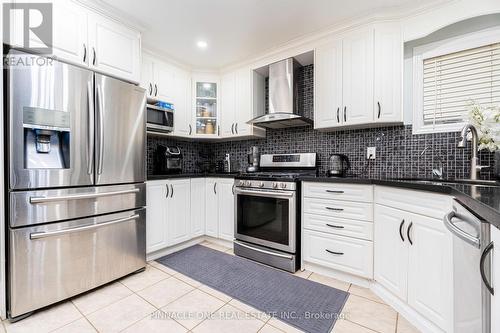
[96,84,105,176]
[86,81,94,176]
[443,211,481,248]
[29,214,140,240]
[480,241,495,295]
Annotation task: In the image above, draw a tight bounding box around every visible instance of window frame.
[412,27,500,134]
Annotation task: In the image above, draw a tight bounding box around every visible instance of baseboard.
[303,262,370,288]
[370,283,444,333]
[202,236,234,249]
[146,237,205,261]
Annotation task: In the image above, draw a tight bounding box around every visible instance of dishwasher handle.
[443,211,481,248]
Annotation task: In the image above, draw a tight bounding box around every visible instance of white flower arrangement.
[467,101,500,152]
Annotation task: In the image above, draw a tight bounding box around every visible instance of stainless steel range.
[234,153,317,272]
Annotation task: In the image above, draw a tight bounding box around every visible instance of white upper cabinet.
[220,67,264,139]
[314,40,343,129]
[154,62,176,103]
[342,28,374,126]
[374,22,403,123]
[88,13,141,83]
[141,54,155,97]
[172,70,193,137]
[314,23,402,130]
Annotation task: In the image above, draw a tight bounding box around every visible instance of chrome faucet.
[457,123,488,180]
[420,146,444,179]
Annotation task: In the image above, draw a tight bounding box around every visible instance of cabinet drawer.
[303,197,373,221]
[303,182,373,202]
[375,186,452,220]
[303,230,373,278]
[303,213,373,240]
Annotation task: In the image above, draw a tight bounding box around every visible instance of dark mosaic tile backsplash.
[148,64,496,180]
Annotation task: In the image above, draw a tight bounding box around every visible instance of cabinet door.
[167,179,191,246]
[155,62,175,103]
[205,178,219,237]
[88,13,141,83]
[220,72,236,137]
[374,23,403,123]
[407,212,452,331]
[374,204,408,300]
[190,178,206,237]
[172,70,193,137]
[314,40,343,129]
[140,55,154,97]
[342,29,374,125]
[218,179,235,241]
[146,182,168,253]
[234,68,252,136]
[492,225,500,333]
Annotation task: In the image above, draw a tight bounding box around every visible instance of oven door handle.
[234,241,294,260]
[234,188,294,198]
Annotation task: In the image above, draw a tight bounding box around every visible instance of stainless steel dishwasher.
[444,200,494,333]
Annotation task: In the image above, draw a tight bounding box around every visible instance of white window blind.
[422,42,500,126]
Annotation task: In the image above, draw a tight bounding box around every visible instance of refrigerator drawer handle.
[443,211,480,248]
[234,241,293,260]
[30,188,140,204]
[30,214,140,240]
[480,241,495,296]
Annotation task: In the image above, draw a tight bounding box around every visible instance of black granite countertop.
[300,176,500,229]
[147,173,238,180]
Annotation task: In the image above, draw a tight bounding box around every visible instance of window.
[412,28,500,133]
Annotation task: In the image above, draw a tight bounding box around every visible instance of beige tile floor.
[1,240,421,333]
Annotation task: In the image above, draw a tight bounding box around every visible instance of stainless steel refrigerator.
[5,50,147,319]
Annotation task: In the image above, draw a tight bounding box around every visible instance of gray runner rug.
[156,245,349,333]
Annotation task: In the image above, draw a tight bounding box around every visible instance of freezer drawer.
[8,208,146,318]
[10,183,146,227]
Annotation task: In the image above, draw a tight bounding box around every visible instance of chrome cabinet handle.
[325,249,344,255]
[407,221,413,245]
[399,219,405,242]
[343,106,347,122]
[92,47,96,65]
[86,81,94,176]
[231,123,234,135]
[443,211,481,248]
[214,182,217,194]
[377,101,381,119]
[232,184,235,195]
[337,107,340,123]
[188,124,192,135]
[83,43,87,63]
[326,207,344,212]
[96,84,105,176]
[235,123,238,134]
[154,84,158,96]
[480,241,495,295]
[326,190,344,194]
[170,184,174,198]
[30,214,140,240]
[148,83,152,96]
[30,188,140,204]
[326,224,344,229]
[165,184,169,198]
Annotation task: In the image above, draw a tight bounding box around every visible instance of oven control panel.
[235,179,296,191]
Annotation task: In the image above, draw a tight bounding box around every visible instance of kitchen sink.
[395,178,500,187]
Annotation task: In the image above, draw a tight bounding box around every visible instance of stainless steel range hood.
[248,58,313,129]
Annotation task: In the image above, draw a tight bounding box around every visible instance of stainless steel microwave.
[146,104,174,133]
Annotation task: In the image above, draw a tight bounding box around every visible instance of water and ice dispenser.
[23,107,70,169]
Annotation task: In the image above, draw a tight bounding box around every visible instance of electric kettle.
[328,154,350,177]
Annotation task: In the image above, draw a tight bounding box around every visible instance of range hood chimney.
[248,58,313,129]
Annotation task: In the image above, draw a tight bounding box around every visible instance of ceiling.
[101,0,443,70]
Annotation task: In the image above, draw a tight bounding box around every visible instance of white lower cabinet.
[205,178,235,241]
[190,178,206,237]
[166,179,191,245]
[146,181,169,253]
[374,203,452,332]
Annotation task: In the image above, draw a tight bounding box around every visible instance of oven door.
[234,187,296,253]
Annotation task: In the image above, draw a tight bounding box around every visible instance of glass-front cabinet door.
[194,79,218,136]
